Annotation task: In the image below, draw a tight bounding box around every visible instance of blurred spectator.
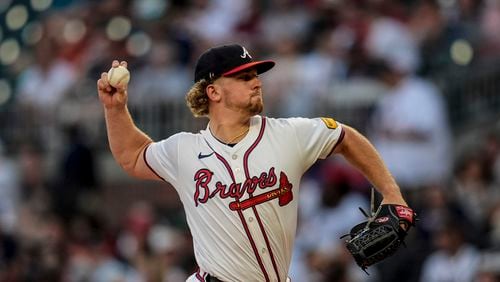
[408,0,478,78]
[365,15,420,75]
[138,224,188,282]
[60,125,98,189]
[51,124,98,220]
[260,0,312,47]
[17,36,77,110]
[479,0,500,58]
[65,212,144,282]
[16,33,78,152]
[183,0,251,44]
[90,249,144,282]
[418,185,471,239]
[65,213,107,282]
[420,219,481,282]
[286,31,348,117]
[367,59,452,198]
[128,41,191,105]
[114,202,190,281]
[15,214,67,281]
[18,142,47,201]
[366,5,454,193]
[452,152,500,230]
[116,201,155,263]
[261,37,302,117]
[290,161,371,281]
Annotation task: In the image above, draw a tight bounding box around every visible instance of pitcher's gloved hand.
[342,204,416,273]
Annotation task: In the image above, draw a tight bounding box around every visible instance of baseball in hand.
[107,65,130,88]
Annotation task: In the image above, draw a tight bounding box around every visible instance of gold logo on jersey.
[320,117,338,129]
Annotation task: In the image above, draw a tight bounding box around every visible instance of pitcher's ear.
[206,84,221,102]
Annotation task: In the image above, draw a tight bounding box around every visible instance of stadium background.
[0,0,500,281]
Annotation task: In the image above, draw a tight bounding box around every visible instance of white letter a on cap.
[240,47,252,59]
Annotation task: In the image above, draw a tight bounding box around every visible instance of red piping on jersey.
[243,117,281,282]
[213,151,270,282]
[326,127,345,158]
[143,144,167,182]
[242,117,267,167]
[195,268,206,281]
[251,206,281,281]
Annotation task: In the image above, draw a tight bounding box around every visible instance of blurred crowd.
[1,0,500,281]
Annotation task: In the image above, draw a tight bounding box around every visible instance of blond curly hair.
[185,79,211,117]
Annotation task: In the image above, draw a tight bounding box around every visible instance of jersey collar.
[201,115,263,154]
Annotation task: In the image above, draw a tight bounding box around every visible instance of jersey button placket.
[231,153,274,279]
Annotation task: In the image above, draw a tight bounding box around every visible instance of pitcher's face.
[215,69,264,115]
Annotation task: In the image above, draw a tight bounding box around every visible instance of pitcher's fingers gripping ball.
[342,195,417,273]
[97,60,130,107]
[107,64,130,88]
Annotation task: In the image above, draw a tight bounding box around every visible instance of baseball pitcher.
[97,44,415,282]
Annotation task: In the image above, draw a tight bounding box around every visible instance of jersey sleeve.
[144,133,182,185]
[289,117,345,167]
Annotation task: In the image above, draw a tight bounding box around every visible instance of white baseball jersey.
[144,115,344,282]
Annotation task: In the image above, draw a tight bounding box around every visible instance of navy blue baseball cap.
[194,44,275,83]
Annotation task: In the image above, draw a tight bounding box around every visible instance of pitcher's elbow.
[113,154,138,178]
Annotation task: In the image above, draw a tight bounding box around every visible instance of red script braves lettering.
[193,167,293,209]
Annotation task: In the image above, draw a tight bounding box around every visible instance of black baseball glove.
[341,197,416,273]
